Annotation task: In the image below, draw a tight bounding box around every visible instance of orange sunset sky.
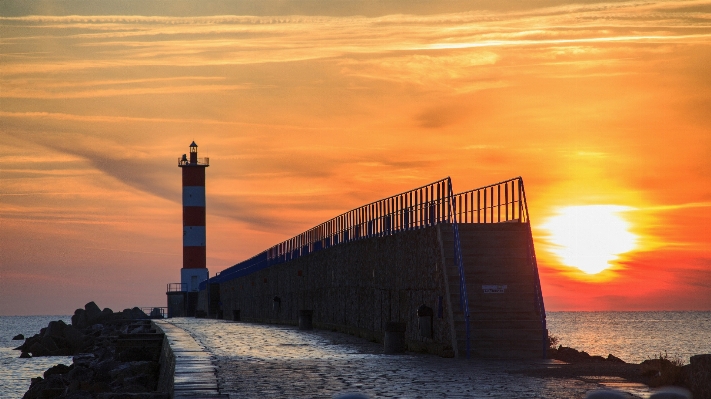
[1,0,710,315]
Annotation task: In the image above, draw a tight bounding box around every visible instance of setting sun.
[543,205,638,274]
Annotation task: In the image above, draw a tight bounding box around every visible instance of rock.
[41,336,59,352]
[64,326,84,354]
[44,364,72,378]
[64,391,93,399]
[20,351,31,358]
[641,358,672,376]
[129,307,148,320]
[72,309,87,329]
[67,365,95,383]
[73,353,96,368]
[50,348,72,356]
[606,354,626,363]
[688,354,711,399]
[13,334,25,340]
[29,342,50,357]
[552,346,597,363]
[44,321,67,338]
[84,302,103,324]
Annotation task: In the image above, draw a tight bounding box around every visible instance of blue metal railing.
[520,179,548,358]
[199,176,538,360]
[451,177,528,224]
[446,177,471,359]
[202,178,454,288]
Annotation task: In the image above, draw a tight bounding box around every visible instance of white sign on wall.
[482,285,507,294]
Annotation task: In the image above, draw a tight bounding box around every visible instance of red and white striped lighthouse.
[179,141,209,291]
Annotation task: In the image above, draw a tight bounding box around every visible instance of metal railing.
[178,157,209,166]
[520,179,547,358]
[447,179,471,358]
[140,307,167,318]
[452,177,527,224]
[207,178,454,285]
[166,283,186,292]
[200,176,540,359]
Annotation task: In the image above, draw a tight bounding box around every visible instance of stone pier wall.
[200,222,547,358]
[217,225,457,356]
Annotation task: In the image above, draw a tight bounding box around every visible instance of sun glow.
[543,205,638,274]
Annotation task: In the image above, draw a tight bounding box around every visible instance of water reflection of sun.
[542,205,638,275]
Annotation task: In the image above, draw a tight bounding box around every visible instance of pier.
[170,176,547,359]
[154,318,653,399]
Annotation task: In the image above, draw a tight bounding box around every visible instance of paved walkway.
[161,318,652,399]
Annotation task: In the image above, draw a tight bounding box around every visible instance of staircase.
[440,222,546,359]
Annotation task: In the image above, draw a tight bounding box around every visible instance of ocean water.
[1,312,710,399]
[0,316,72,399]
[546,311,711,364]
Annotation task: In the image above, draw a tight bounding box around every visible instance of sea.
[1,312,710,399]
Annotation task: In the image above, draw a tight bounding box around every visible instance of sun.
[542,205,638,274]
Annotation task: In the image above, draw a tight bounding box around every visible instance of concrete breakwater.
[197,223,548,359]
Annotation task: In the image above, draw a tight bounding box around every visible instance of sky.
[1,0,710,315]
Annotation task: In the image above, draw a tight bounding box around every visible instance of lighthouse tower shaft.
[179,142,209,292]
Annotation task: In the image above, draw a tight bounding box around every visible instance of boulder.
[72,309,87,329]
[641,358,673,376]
[67,365,95,383]
[44,364,72,378]
[129,307,148,320]
[84,302,103,324]
[51,347,72,356]
[13,334,25,340]
[20,351,31,358]
[73,353,96,368]
[29,342,50,357]
[688,354,711,399]
[63,326,85,353]
[41,336,60,352]
[109,361,159,385]
[607,354,626,363]
[44,320,67,338]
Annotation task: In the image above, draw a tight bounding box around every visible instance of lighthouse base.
[166,291,200,317]
[181,268,209,292]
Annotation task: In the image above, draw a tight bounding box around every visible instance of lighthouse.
[179,141,209,292]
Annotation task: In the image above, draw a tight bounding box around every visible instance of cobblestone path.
[166,318,650,399]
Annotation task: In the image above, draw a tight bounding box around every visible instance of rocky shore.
[544,345,711,399]
[15,302,168,399]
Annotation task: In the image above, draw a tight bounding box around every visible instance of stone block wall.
[217,225,456,356]
[202,222,546,358]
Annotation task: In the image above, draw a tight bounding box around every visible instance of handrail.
[206,178,453,286]
[178,157,209,166]
[446,177,471,359]
[520,178,548,358]
[140,307,167,318]
[197,176,537,360]
[451,177,527,224]
[166,283,187,292]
